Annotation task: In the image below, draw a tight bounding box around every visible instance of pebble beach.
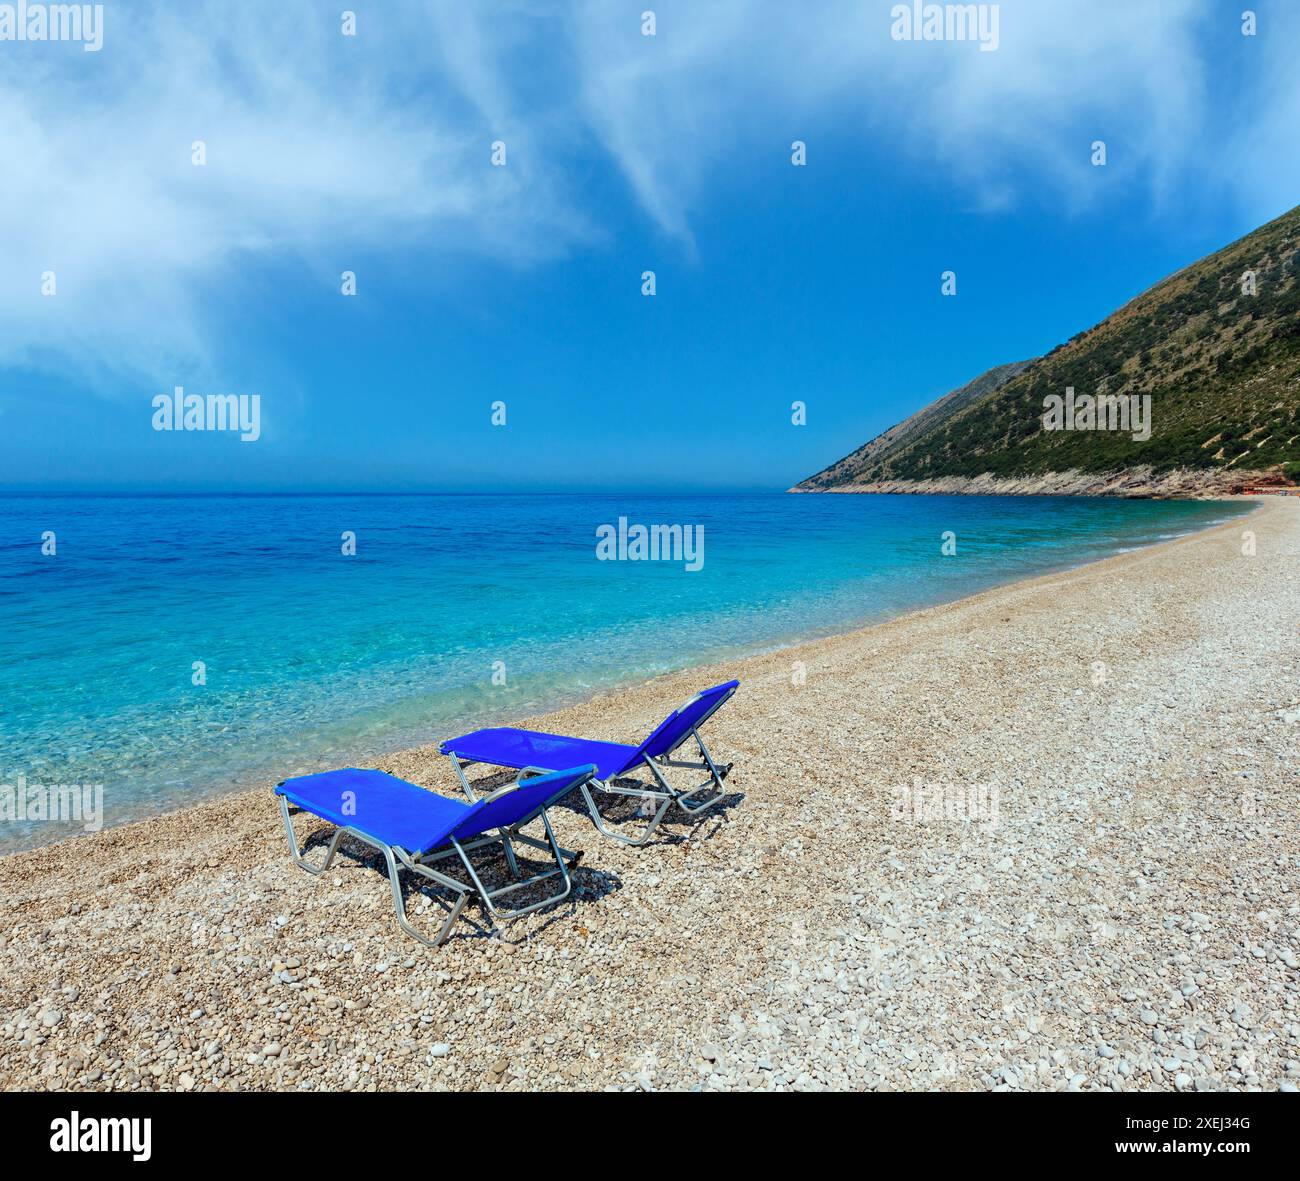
[2,496,1297,1092]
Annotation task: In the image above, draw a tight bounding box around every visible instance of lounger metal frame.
[277,780,583,947]
[446,688,735,846]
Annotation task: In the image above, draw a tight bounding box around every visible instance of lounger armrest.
[514,765,554,782]
[483,764,593,805]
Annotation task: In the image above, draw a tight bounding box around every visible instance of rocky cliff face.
[796,204,1300,497]
[791,466,1296,498]
[798,360,1034,491]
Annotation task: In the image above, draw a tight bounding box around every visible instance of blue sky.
[1,0,1297,492]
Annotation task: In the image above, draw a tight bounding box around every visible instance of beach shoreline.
[0,495,1259,857]
[2,495,1296,1092]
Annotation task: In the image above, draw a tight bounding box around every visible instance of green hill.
[796,204,1300,495]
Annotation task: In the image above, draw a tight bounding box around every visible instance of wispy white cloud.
[1,0,1295,389]
[0,1,592,387]
[569,0,1233,224]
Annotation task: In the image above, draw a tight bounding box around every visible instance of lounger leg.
[450,810,575,926]
[577,778,674,847]
[504,829,583,867]
[500,835,522,879]
[386,847,471,947]
[650,731,731,814]
[447,753,480,802]
[279,796,345,875]
[281,796,470,947]
[575,735,731,844]
[452,840,506,926]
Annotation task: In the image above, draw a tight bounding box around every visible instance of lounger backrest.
[626,679,740,767]
[450,764,595,840]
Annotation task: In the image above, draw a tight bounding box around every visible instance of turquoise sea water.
[0,493,1250,850]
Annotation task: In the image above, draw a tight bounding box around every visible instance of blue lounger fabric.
[276,764,595,854]
[439,732,640,780]
[441,679,739,778]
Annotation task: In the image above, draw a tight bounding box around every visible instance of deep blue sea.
[0,493,1250,850]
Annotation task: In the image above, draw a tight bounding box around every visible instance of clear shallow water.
[0,492,1250,850]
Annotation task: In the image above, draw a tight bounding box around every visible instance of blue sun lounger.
[440,680,739,846]
[275,763,596,946]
